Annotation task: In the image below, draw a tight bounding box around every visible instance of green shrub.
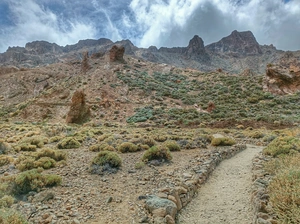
[268,169,300,223]
[118,142,139,153]
[91,151,122,168]
[142,146,172,162]
[33,157,56,169]
[14,143,37,152]
[0,196,14,208]
[163,140,180,151]
[57,137,81,149]
[0,156,13,167]
[13,169,61,194]
[16,148,66,171]
[263,137,300,157]
[89,143,115,152]
[0,142,10,154]
[0,208,28,224]
[135,161,145,169]
[20,136,46,148]
[142,137,156,147]
[35,148,66,161]
[247,131,264,139]
[211,137,236,146]
[15,156,36,171]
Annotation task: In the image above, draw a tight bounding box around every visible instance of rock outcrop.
[66,90,90,124]
[264,53,300,95]
[206,30,262,56]
[109,45,125,63]
[184,35,206,58]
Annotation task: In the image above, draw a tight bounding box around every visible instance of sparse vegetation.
[163,140,180,151]
[142,145,172,162]
[211,137,236,146]
[263,136,300,157]
[118,142,139,153]
[57,137,81,149]
[91,151,122,168]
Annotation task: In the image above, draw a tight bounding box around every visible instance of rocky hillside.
[0,30,294,74]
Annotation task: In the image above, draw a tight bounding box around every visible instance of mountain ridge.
[0,30,293,73]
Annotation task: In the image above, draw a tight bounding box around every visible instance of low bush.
[211,137,236,146]
[163,140,180,151]
[142,145,172,162]
[142,137,156,147]
[263,137,300,157]
[20,136,46,148]
[268,169,300,223]
[0,142,10,154]
[135,161,145,169]
[118,142,139,153]
[0,156,13,167]
[16,148,66,171]
[90,151,122,174]
[89,143,115,152]
[57,137,81,149]
[0,195,14,208]
[13,169,62,195]
[14,143,37,152]
[0,208,28,224]
[35,148,67,161]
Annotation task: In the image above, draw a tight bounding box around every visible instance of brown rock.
[109,45,125,63]
[165,215,175,224]
[66,90,90,124]
[264,63,300,95]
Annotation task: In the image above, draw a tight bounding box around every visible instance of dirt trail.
[177,144,264,224]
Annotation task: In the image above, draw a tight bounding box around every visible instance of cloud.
[128,0,300,50]
[0,0,299,53]
[0,0,97,52]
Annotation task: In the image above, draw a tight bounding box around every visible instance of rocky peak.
[25,41,63,54]
[185,35,205,56]
[114,39,137,55]
[206,30,262,56]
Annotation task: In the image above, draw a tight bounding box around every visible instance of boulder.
[145,195,177,220]
[264,62,300,95]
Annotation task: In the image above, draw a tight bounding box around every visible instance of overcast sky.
[0,0,299,53]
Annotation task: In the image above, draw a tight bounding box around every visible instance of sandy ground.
[177,144,264,224]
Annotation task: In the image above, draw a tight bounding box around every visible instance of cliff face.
[0,30,291,74]
[206,30,262,56]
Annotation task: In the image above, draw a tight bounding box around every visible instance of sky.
[0,0,299,53]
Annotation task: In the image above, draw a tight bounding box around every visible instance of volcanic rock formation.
[66,90,90,124]
[206,30,262,56]
[109,45,125,63]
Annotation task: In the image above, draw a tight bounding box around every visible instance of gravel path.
[177,144,264,224]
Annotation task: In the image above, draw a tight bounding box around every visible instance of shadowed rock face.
[264,52,300,95]
[206,30,262,56]
[109,45,125,63]
[66,90,90,124]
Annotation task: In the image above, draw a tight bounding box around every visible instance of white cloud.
[0,0,97,52]
[0,0,300,52]
[128,0,300,50]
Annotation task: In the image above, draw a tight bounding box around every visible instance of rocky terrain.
[0,30,295,74]
[0,31,300,224]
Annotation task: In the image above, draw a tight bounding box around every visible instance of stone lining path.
[177,145,264,224]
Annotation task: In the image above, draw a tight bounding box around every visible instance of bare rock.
[66,90,90,124]
[109,45,125,63]
[264,63,300,95]
[145,195,177,220]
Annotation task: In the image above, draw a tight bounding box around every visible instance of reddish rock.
[109,45,125,63]
[207,102,216,113]
[264,55,300,95]
[66,90,90,124]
